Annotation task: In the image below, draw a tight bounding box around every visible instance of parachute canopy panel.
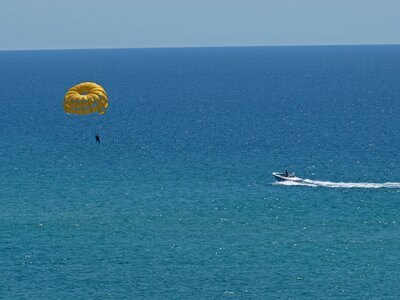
[64,82,108,115]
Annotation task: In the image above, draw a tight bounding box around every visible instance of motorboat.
[272,171,304,183]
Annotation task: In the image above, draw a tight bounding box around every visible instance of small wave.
[274,179,400,189]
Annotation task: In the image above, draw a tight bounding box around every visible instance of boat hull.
[272,172,304,183]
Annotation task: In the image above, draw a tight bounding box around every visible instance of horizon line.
[1,43,400,52]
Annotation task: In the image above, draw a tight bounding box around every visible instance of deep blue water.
[1,46,400,298]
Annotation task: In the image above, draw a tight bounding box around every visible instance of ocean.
[1,46,400,298]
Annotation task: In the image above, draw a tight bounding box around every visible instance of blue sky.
[1,0,399,50]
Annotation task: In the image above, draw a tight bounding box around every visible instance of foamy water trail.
[274,178,400,189]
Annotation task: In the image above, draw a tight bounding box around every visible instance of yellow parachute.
[64,82,108,115]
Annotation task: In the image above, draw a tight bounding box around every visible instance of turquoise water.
[1,46,400,298]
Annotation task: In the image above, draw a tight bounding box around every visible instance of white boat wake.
[274,178,400,189]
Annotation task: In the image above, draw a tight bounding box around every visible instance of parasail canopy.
[64,82,108,115]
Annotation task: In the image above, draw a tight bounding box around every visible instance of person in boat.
[285,170,289,177]
[95,133,100,144]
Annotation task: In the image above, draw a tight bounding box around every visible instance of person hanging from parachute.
[63,82,108,143]
[95,132,101,144]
